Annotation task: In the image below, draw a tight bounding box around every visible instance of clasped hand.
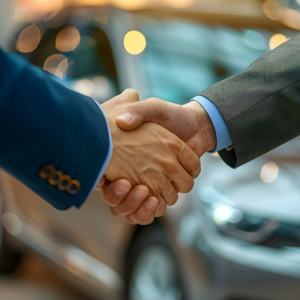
[98,89,216,225]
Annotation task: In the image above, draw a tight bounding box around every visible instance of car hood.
[197,136,300,224]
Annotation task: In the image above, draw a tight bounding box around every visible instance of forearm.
[199,33,300,168]
[0,50,111,209]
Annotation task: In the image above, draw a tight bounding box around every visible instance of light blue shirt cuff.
[88,100,112,196]
[191,95,232,153]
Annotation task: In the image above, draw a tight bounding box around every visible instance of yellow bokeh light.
[17,24,41,53]
[56,26,81,52]
[269,33,288,50]
[124,31,146,55]
[260,161,278,183]
[163,0,195,9]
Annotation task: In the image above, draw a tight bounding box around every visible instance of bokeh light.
[124,30,146,55]
[262,0,282,21]
[56,26,81,52]
[92,76,110,96]
[280,7,300,30]
[269,33,288,50]
[43,54,67,78]
[112,0,148,10]
[75,79,94,96]
[260,161,278,183]
[163,0,196,9]
[17,24,41,53]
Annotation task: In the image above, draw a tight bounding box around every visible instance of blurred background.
[1,0,300,299]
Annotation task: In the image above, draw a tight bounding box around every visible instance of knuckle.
[155,206,167,217]
[169,139,182,152]
[190,158,200,173]
[178,178,194,193]
[163,159,179,175]
[167,193,179,206]
[142,216,155,226]
[109,206,119,217]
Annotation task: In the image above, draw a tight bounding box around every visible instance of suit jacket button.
[57,175,71,191]
[39,165,55,179]
[48,170,63,186]
[66,180,81,195]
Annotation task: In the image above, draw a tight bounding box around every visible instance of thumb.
[116,98,165,131]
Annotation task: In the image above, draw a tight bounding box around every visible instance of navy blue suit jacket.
[0,49,110,210]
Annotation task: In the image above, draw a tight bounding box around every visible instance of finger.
[110,185,149,216]
[102,179,131,207]
[154,196,167,217]
[129,196,158,225]
[125,215,137,225]
[95,176,106,191]
[161,181,179,207]
[102,89,140,111]
[177,141,201,175]
[120,88,140,104]
[116,98,167,131]
[172,169,195,194]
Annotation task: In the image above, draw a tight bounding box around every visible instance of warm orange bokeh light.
[262,0,282,21]
[17,24,41,53]
[280,7,300,30]
[56,26,81,52]
[163,0,195,9]
[15,0,64,14]
[112,0,148,10]
[43,54,68,79]
[269,33,288,50]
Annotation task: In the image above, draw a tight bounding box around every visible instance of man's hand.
[98,90,201,225]
[116,98,217,157]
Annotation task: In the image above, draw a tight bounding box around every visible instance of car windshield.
[138,20,273,104]
[137,19,300,158]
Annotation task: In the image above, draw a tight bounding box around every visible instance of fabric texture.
[199,34,300,168]
[0,49,111,209]
[191,96,232,153]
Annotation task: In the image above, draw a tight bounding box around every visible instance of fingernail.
[145,200,157,211]
[95,186,102,191]
[117,113,133,123]
[114,185,129,196]
[134,190,147,201]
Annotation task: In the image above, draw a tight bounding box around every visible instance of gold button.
[66,179,81,195]
[48,170,63,186]
[57,175,71,191]
[39,165,55,179]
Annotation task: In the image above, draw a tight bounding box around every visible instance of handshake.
[95,89,217,225]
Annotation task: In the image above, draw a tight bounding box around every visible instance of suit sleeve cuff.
[88,100,112,196]
[191,95,232,153]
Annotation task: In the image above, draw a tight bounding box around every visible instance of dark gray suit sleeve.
[199,33,300,168]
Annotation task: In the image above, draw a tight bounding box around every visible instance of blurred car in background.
[1,4,300,300]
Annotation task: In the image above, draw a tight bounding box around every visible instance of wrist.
[185,101,217,152]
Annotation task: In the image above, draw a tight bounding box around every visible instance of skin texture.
[99,90,201,225]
